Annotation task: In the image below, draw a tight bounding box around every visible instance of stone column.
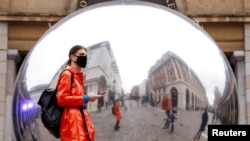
[0,22,8,141]
[244,24,250,124]
[231,51,246,124]
[5,50,21,141]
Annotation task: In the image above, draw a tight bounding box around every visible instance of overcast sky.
[24,2,230,104]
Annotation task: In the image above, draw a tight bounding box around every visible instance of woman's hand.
[88,92,105,102]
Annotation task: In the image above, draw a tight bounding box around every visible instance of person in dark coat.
[163,105,172,129]
[194,107,209,140]
[167,106,178,134]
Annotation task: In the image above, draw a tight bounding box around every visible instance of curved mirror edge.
[12,1,239,141]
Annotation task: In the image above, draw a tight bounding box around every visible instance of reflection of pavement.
[20,120,40,141]
[36,117,60,141]
[90,100,216,141]
[32,99,219,141]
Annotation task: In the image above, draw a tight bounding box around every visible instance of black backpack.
[38,69,74,138]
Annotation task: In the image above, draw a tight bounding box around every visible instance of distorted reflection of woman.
[56,45,104,141]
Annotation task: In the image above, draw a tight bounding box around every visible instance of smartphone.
[100,92,106,95]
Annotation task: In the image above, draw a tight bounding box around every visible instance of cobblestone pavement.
[35,99,217,141]
[90,100,216,141]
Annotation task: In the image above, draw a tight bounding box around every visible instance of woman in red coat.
[114,99,121,131]
[56,45,104,141]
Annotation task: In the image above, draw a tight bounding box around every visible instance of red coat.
[162,97,171,111]
[56,66,95,141]
[114,102,121,121]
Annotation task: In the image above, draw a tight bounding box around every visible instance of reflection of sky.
[24,1,228,104]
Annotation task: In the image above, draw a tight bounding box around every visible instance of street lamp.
[113,79,116,93]
[113,79,116,103]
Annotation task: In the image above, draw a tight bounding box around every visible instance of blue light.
[28,102,33,108]
[22,101,34,111]
[22,104,27,111]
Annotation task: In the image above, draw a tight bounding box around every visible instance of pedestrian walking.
[161,95,171,111]
[167,106,178,134]
[211,109,218,124]
[163,106,172,129]
[162,95,171,129]
[114,99,121,131]
[194,107,209,140]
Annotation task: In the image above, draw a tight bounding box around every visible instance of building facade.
[147,51,207,110]
[84,41,123,111]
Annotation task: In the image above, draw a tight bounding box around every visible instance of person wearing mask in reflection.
[114,99,121,131]
[194,107,209,140]
[56,45,104,141]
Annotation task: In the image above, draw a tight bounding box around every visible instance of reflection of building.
[147,51,207,110]
[139,79,147,97]
[130,85,139,99]
[130,79,147,99]
[216,61,238,124]
[213,86,221,108]
[84,41,122,111]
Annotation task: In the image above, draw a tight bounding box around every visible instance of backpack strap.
[80,109,91,141]
[67,70,74,95]
[61,69,74,95]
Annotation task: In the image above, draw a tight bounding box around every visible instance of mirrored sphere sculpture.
[12,1,238,140]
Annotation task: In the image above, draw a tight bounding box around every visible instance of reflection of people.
[167,106,178,134]
[162,95,171,127]
[141,95,148,107]
[56,45,104,141]
[194,107,209,140]
[97,103,102,112]
[212,110,217,124]
[97,92,104,112]
[161,95,171,111]
[163,105,172,129]
[114,99,121,131]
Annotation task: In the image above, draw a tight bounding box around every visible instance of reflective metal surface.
[12,0,238,141]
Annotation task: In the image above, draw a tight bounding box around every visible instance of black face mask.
[76,56,87,68]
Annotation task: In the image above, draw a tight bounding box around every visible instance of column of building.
[231,50,246,124]
[6,49,21,141]
[0,22,8,141]
[245,24,250,124]
[0,22,21,141]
